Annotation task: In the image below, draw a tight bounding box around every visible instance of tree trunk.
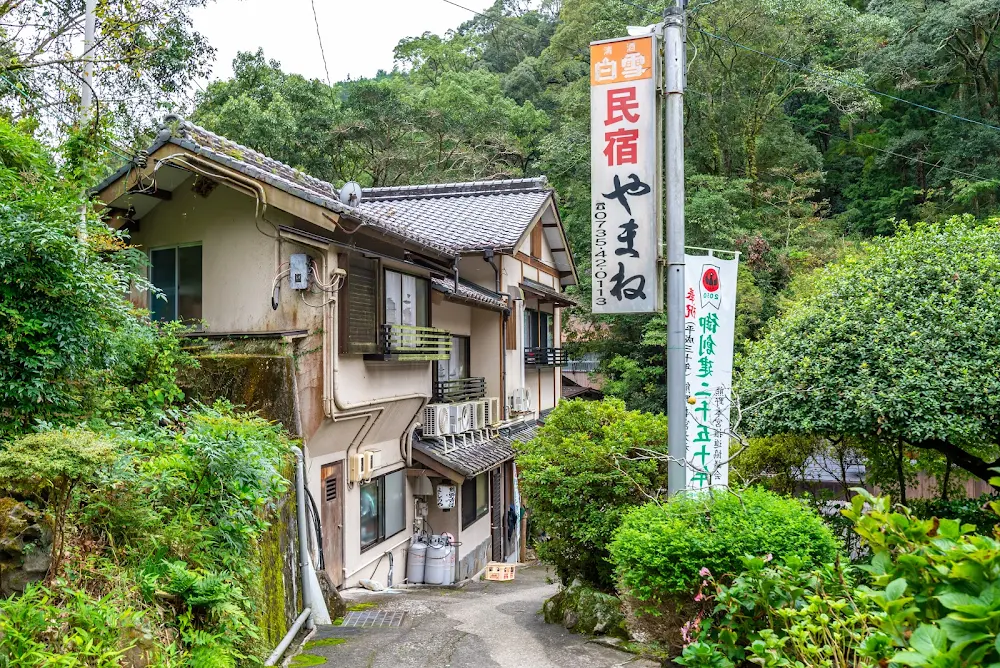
[896,438,907,506]
[920,439,1000,488]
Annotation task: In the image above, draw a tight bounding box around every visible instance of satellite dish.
[340,181,362,207]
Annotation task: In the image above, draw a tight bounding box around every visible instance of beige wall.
[470,309,502,401]
[432,297,472,336]
[129,178,322,334]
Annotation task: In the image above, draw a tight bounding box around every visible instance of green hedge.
[609,487,841,605]
[516,398,669,590]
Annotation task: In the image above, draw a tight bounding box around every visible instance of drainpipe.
[290,446,330,627]
[484,250,507,418]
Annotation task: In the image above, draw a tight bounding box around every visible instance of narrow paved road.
[295,565,660,668]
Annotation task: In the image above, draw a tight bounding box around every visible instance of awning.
[431,277,508,312]
[520,278,577,307]
[411,421,539,480]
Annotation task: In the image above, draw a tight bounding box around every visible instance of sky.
[190,0,496,86]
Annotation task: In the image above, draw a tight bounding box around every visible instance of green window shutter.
[340,254,380,354]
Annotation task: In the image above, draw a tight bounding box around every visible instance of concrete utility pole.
[78,0,96,241]
[663,0,687,495]
[81,0,96,118]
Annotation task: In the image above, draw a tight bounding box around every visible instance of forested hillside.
[191,0,1000,416]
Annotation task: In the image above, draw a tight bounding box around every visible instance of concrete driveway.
[293,565,661,668]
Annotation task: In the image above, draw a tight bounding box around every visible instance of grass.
[305,638,346,649]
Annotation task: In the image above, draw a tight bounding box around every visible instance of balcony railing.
[524,347,570,367]
[378,324,452,361]
[434,376,487,403]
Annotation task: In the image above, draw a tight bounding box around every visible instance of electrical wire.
[685,88,989,184]
[613,0,1000,134]
[309,0,332,86]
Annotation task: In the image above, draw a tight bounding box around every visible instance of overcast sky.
[190,0,495,85]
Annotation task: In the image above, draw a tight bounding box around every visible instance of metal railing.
[434,376,487,403]
[524,347,570,367]
[381,324,452,361]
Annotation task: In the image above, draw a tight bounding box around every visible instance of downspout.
[290,446,330,627]
[485,250,507,419]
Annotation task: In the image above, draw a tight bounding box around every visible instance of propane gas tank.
[407,535,428,584]
[424,535,448,585]
[442,533,456,585]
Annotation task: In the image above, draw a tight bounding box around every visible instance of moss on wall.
[180,338,299,435]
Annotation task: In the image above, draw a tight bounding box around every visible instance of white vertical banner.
[590,35,661,314]
[684,255,738,490]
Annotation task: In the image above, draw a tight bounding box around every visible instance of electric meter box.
[289,253,311,290]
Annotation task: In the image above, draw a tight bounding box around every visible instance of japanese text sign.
[590,35,660,314]
[684,255,738,491]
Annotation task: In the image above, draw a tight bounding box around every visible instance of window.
[436,335,470,384]
[523,309,553,349]
[384,269,429,328]
[461,472,489,529]
[149,245,202,323]
[360,469,406,551]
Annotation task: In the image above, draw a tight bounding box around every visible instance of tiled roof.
[412,420,539,478]
[94,118,456,256]
[358,178,553,254]
[431,277,508,312]
[521,278,577,307]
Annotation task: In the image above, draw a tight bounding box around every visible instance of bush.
[0,403,293,666]
[515,398,668,590]
[610,488,840,607]
[907,494,999,536]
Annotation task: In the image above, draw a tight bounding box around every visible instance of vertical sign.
[684,255,738,490]
[590,35,660,314]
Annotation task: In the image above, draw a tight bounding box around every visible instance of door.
[490,467,503,561]
[320,462,345,588]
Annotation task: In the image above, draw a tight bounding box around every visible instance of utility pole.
[81,0,96,118]
[78,0,97,241]
[664,0,687,495]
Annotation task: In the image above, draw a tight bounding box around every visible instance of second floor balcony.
[433,376,487,403]
[524,347,569,367]
[372,323,452,362]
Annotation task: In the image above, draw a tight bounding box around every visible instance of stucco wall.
[432,297,472,336]
[128,178,322,334]
[470,309,502,401]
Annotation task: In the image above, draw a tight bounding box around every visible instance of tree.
[739,218,1000,484]
[0,0,213,139]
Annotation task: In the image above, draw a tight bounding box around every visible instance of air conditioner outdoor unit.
[484,397,502,426]
[472,400,487,430]
[523,386,533,411]
[423,404,453,437]
[510,387,534,414]
[449,402,474,434]
[349,453,367,483]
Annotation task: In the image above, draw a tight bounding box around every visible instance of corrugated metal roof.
[412,421,538,478]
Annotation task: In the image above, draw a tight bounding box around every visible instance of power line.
[440,0,591,60]
[0,73,133,161]
[686,87,987,183]
[309,0,332,86]
[614,0,1000,135]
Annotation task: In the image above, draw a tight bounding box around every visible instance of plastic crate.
[484,562,516,581]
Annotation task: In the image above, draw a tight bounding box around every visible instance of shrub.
[515,398,668,590]
[0,429,116,577]
[907,494,999,536]
[610,488,840,606]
